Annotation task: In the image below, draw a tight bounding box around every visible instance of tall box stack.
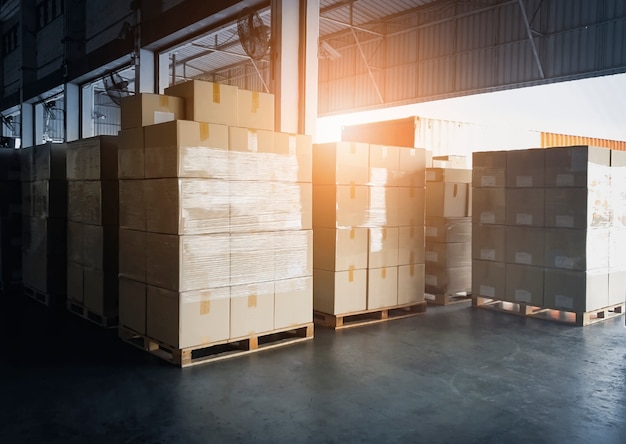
[312,142,426,318]
[471,150,507,302]
[610,150,626,308]
[0,149,22,292]
[118,84,313,358]
[472,146,618,317]
[424,166,472,299]
[20,143,67,302]
[66,136,119,323]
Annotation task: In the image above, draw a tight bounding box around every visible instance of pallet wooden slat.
[472,296,625,326]
[425,292,472,306]
[314,301,427,329]
[119,323,314,367]
[66,300,118,328]
[23,285,61,307]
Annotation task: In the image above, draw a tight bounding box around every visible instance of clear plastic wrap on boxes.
[425,242,471,268]
[31,180,67,219]
[230,232,275,286]
[67,181,101,224]
[274,230,313,281]
[274,276,314,328]
[544,228,610,271]
[33,143,66,181]
[230,280,275,338]
[66,136,118,181]
[119,180,146,230]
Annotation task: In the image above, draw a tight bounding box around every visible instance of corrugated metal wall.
[540,132,626,151]
[318,0,626,115]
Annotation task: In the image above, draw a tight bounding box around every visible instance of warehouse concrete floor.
[1,294,626,444]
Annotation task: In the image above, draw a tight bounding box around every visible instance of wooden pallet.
[23,285,61,307]
[425,292,472,306]
[314,301,427,329]
[119,323,314,367]
[66,300,118,328]
[472,296,625,326]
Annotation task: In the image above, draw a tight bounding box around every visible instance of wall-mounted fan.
[237,7,270,60]
[102,72,131,105]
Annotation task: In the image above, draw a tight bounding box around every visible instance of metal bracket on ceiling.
[518,0,545,79]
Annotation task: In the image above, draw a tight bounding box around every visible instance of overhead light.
[320,41,342,61]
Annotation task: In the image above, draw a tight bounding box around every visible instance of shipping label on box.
[367,266,398,309]
[237,89,275,131]
[505,226,544,267]
[313,268,367,315]
[426,182,468,218]
[471,259,506,298]
[472,224,506,262]
[505,264,544,305]
[505,188,545,227]
[506,149,545,188]
[120,93,185,130]
[275,276,313,329]
[544,268,609,312]
[165,80,238,126]
[472,187,506,225]
[230,281,274,339]
[397,263,425,305]
[472,151,507,188]
[312,142,369,186]
[313,227,368,272]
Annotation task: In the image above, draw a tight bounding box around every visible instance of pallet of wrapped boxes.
[20,143,67,306]
[116,81,313,367]
[66,136,119,327]
[471,146,625,326]
[424,165,472,304]
[312,142,427,329]
[0,148,22,293]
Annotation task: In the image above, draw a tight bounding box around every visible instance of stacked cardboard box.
[66,136,119,320]
[472,146,618,313]
[610,150,626,308]
[118,84,313,350]
[312,142,426,315]
[0,149,22,292]
[20,143,67,300]
[424,167,472,295]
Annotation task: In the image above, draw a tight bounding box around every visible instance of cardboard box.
[312,142,369,186]
[237,89,275,131]
[31,180,67,219]
[504,188,544,227]
[165,80,238,125]
[230,182,311,233]
[608,269,626,306]
[33,143,66,181]
[118,228,146,282]
[144,120,229,179]
[472,224,506,262]
[146,233,230,291]
[398,263,425,305]
[609,227,626,269]
[425,217,471,243]
[397,147,426,187]
[118,128,145,179]
[396,186,425,226]
[545,188,611,229]
[313,268,367,314]
[83,268,118,317]
[67,180,118,226]
[274,132,313,183]
[119,277,147,334]
[147,285,230,349]
[144,178,230,235]
[367,266,398,309]
[119,180,145,230]
[472,151,506,187]
[369,145,400,186]
[120,93,185,129]
[432,155,468,168]
[230,281,274,339]
[544,228,610,271]
[228,127,275,155]
[472,188,506,225]
[472,259,506,299]
[426,182,468,218]
[425,242,471,268]
[313,227,368,271]
[67,221,84,265]
[19,146,33,182]
[312,185,369,228]
[505,264,544,305]
[274,276,313,329]
[425,265,471,295]
[368,227,399,268]
[506,149,545,188]
[66,136,118,181]
[544,268,609,312]
[274,230,313,281]
[505,226,545,267]
[425,168,472,183]
[398,226,425,265]
[612,150,626,227]
[83,224,118,272]
[67,262,83,304]
[544,145,610,188]
[230,232,274,286]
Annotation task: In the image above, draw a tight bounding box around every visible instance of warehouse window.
[2,25,18,55]
[37,0,63,29]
